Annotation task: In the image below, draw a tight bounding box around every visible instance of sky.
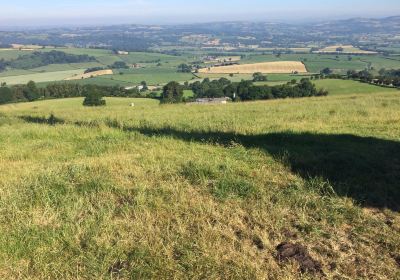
[1,0,400,26]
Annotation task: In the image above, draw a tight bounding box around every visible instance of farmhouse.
[117,51,129,55]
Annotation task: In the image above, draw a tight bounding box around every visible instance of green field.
[0,69,85,85]
[0,91,399,279]
[0,48,197,86]
[313,79,398,95]
[254,78,399,96]
[2,47,400,87]
[241,53,400,73]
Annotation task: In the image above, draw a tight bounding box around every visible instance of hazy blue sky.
[1,0,400,26]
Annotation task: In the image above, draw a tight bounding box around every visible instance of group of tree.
[82,85,106,106]
[0,81,143,105]
[109,61,129,69]
[0,51,96,71]
[234,78,328,101]
[187,77,328,102]
[0,59,7,72]
[346,69,400,87]
[177,63,192,73]
[161,81,184,103]
[84,67,105,74]
[252,72,268,82]
[0,81,41,104]
[1,77,330,107]
[320,68,333,75]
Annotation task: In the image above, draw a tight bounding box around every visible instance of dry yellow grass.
[199,61,307,74]
[64,69,113,80]
[11,44,43,50]
[315,45,377,54]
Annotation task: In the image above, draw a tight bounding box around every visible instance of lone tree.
[320,68,333,76]
[140,81,148,92]
[83,86,106,106]
[177,63,192,73]
[253,72,268,82]
[23,81,40,102]
[161,81,183,103]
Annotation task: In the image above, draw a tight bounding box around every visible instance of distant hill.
[1,16,400,51]
[312,16,400,33]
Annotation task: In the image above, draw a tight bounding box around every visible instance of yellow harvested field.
[11,44,43,50]
[199,61,307,74]
[315,45,377,54]
[64,69,114,80]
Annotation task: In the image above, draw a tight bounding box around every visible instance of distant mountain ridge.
[312,16,400,33]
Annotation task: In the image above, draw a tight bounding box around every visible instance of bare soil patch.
[276,242,323,274]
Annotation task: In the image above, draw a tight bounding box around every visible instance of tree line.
[0,50,96,72]
[1,76,328,106]
[161,77,328,104]
[0,81,142,105]
[346,69,400,87]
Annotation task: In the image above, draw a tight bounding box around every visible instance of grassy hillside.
[0,92,399,279]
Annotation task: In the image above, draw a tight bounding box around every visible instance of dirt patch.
[276,242,322,274]
[108,260,129,274]
[391,254,400,267]
[282,229,298,239]
[252,235,265,250]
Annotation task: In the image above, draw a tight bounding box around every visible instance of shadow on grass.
[19,115,65,126]
[20,115,400,211]
[120,125,400,211]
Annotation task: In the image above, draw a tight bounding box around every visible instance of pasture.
[0,91,399,279]
[313,79,398,95]
[0,69,85,85]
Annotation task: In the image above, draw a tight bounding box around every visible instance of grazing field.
[64,69,114,80]
[0,69,85,85]
[198,61,308,74]
[313,79,398,95]
[241,53,400,73]
[0,92,399,279]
